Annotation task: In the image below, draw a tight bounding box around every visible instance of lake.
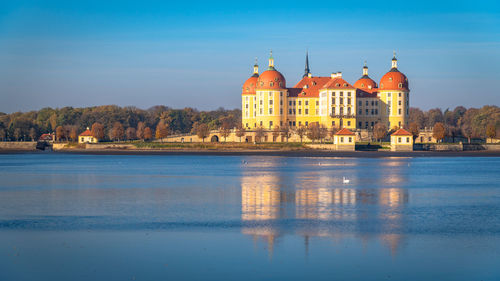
[0,153,499,281]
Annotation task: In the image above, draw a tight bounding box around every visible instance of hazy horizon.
[1,0,499,113]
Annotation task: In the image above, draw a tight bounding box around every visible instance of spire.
[392,51,398,69]
[268,50,275,70]
[253,57,259,76]
[303,50,310,78]
[362,61,368,76]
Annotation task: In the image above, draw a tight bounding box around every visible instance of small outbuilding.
[391,129,413,151]
[78,127,98,143]
[333,128,355,151]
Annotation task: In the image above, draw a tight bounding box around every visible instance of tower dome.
[256,51,286,89]
[379,53,409,91]
[242,60,259,95]
[354,62,377,90]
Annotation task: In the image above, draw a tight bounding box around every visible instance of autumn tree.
[306,123,320,143]
[29,128,37,141]
[126,127,137,140]
[0,128,5,141]
[136,121,145,141]
[280,124,291,142]
[143,127,153,141]
[219,122,232,142]
[69,126,78,141]
[373,123,387,142]
[272,126,281,142]
[432,122,446,143]
[110,122,125,141]
[408,122,419,140]
[91,122,105,141]
[155,121,169,142]
[295,125,307,143]
[486,123,496,139]
[328,126,339,140]
[55,126,65,141]
[14,128,22,141]
[319,124,328,143]
[254,127,265,143]
[193,122,210,142]
[235,126,246,142]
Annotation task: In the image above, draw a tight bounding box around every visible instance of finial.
[393,50,396,59]
[364,60,367,67]
[270,49,273,58]
[254,57,258,66]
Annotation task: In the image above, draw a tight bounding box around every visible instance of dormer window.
[312,81,317,86]
[279,82,282,87]
[260,82,264,86]
[274,77,279,82]
[398,83,403,88]
[380,83,384,88]
[336,83,340,87]
[270,82,274,87]
[361,83,365,87]
[343,83,347,87]
[389,77,393,81]
[303,84,308,89]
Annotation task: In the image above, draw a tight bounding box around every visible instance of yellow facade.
[379,90,410,130]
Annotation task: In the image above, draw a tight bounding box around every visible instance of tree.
[255,127,265,143]
[409,107,425,129]
[110,122,125,141]
[49,113,58,131]
[272,126,281,142]
[235,126,246,142]
[126,127,137,140]
[306,123,320,143]
[295,125,307,143]
[373,123,387,142]
[432,122,446,143]
[193,123,210,142]
[55,126,65,141]
[219,122,231,142]
[328,126,339,140]
[14,128,22,141]
[69,126,78,141]
[486,123,496,139]
[29,127,37,141]
[143,127,153,141]
[0,128,5,141]
[280,124,291,142]
[319,124,328,143]
[136,121,145,141]
[155,121,169,142]
[408,122,419,140]
[91,122,105,141]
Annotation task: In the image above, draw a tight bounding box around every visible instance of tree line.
[0,105,240,141]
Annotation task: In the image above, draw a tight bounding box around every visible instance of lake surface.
[0,153,499,281]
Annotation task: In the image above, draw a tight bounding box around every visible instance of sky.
[0,0,499,113]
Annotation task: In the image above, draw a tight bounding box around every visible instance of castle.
[241,52,409,131]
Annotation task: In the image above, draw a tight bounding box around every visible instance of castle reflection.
[241,158,409,256]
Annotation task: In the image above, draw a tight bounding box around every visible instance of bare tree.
[193,123,210,142]
[91,122,105,140]
[409,122,419,140]
[254,127,265,143]
[328,126,339,141]
[110,122,125,141]
[136,122,145,141]
[55,126,65,141]
[29,128,37,141]
[272,126,281,142]
[219,123,231,142]
[319,124,328,143]
[432,122,446,143]
[280,124,291,142]
[126,127,137,141]
[373,123,387,142]
[235,126,246,142]
[0,128,5,141]
[295,125,307,143]
[306,123,320,143]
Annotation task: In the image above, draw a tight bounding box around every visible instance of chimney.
[331,73,336,78]
[308,73,312,78]
[337,72,342,78]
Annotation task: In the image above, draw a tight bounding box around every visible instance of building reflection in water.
[240,158,409,257]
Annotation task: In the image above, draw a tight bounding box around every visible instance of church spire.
[303,50,311,78]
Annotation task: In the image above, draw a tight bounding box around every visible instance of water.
[0,153,499,281]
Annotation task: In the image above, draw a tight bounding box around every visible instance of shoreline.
[1,148,500,157]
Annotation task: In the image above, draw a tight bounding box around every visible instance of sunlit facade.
[242,52,410,131]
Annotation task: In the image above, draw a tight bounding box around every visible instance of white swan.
[343,177,350,184]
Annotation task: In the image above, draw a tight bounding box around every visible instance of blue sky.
[0,0,499,113]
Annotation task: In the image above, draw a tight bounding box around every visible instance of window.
[371,109,374,115]
[398,100,401,105]
[429,137,432,141]
[332,98,335,104]
[270,121,273,127]
[260,109,263,114]
[388,93,391,97]
[260,100,263,105]
[358,122,362,127]
[293,109,296,114]
[375,101,378,106]
[340,98,344,104]
[347,98,351,105]
[358,101,362,106]
[398,137,402,143]
[280,92,283,96]
[289,109,292,114]
[398,109,402,115]
[398,83,403,89]
[293,101,296,106]
[347,121,351,126]
[245,104,248,108]
[366,101,368,106]
[280,109,283,114]
[406,137,410,142]
[289,101,292,106]
[280,100,283,105]
[371,101,374,106]
[305,109,309,115]
[332,121,335,126]
[340,137,344,143]
[298,101,302,105]
[340,107,344,115]
[349,137,352,143]
[269,108,273,114]
[332,107,335,114]
[298,121,301,126]
[269,92,272,96]
[399,121,401,127]
[366,109,368,115]
[305,121,308,126]
[269,100,273,105]
[347,107,351,114]
[279,82,283,87]
[332,92,335,97]
[348,92,351,97]
[298,109,302,114]
[359,109,362,115]
[365,122,368,127]
[305,101,309,106]
[371,122,374,127]
[293,121,296,126]
[375,109,378,114]
[270,82,274,87]
[398,93,401,97]
[340,91,343,97]
[316,109,319,115]
[316,101,319,106]
[260,121,263,126]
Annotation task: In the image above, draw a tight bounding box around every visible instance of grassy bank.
[132,141,306,150]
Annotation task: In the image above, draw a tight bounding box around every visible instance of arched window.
[398,83,403,88]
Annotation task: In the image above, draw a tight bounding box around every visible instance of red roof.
[79,129,94,137]
[242,75,258,95]
[380,69,409,91]
[322,77,356,90]
[39,134,53,141]
[356,89,378,98]
[391,128,412,136]
[256,69,286,89]
[291,76,331,98]
[335,128,355,136]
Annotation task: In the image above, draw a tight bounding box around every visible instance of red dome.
[257,69,286,89]
[354,76,377,90]
[242,75,258,95]
[379,70,408,91]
